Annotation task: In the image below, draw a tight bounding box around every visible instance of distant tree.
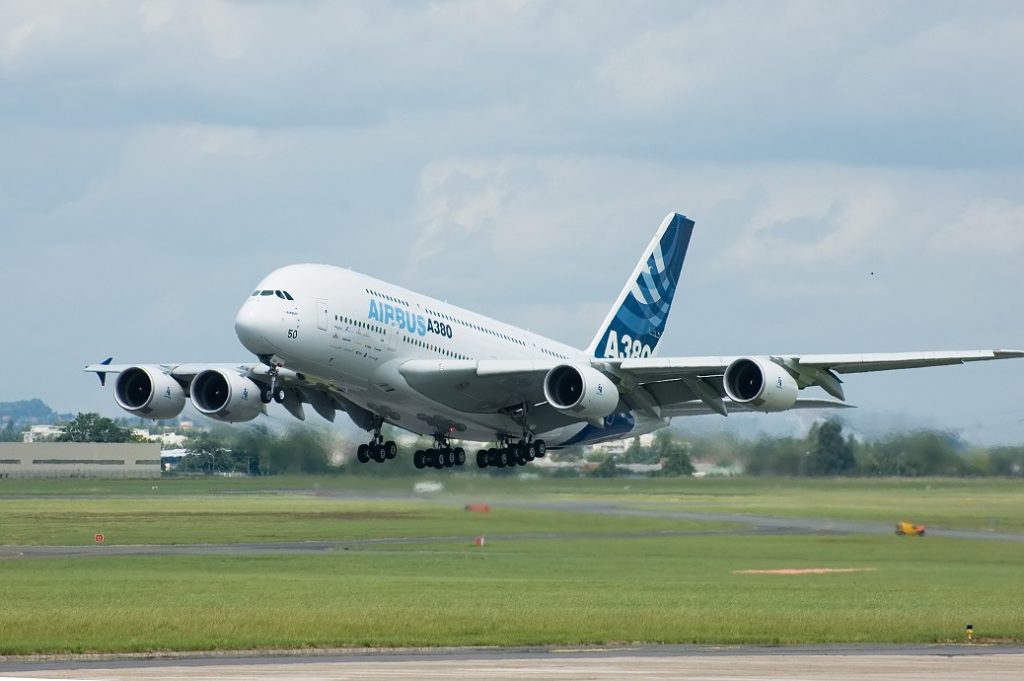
[0,420,21,442]
[806,419,856,476]
[56,413,136,443]
[620,437,648,464]
[589,456,620,478]
[651,431,695,477]
[743,436,804,476]
[182,431,235,474]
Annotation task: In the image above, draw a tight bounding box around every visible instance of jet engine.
[723,357,799,412]
[190,369,263,423]
[543,364,619,419]
[113,366,186,419]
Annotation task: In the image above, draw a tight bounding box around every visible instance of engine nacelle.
[190,369,263,423]
[543,364,619,419]
[723,357,799,412]
[113,366,186,420]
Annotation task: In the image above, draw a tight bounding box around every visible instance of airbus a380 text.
[88,213,1023,470]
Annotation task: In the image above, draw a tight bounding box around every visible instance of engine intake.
[190,369,263,423]
[723,357,799,412]
[543,364,619,419]
[113,366,186,420]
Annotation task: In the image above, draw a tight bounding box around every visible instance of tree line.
[19,412,1024,478]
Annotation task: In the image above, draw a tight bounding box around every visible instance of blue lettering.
[368,299,380,321]
[395,308,406,331]
[383,304,395,325]
[416,316,426,336]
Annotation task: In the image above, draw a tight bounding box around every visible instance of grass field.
[1,475,1022,653]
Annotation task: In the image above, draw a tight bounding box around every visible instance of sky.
[1,1,1022,443]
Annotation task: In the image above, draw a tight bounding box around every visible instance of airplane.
[86,213,1023,471]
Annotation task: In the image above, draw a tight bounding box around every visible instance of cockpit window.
[275,290,285,299]
[283,291,294,300]
[252,290,260,296]
[259,290,274,296]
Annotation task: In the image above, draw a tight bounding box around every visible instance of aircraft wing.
[397,350,1024,418]
[84,360,372,426]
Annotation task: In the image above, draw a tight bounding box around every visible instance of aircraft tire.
[476,450,488,468]
[454,447,466,466]
[273,387,286,404]
[357,444,370,464]
[413,450,426,469]
[260,388,273,404]
[534,440,546,457]
[384,441,398,459]
[372,444,386,463]
[430,449,444,470]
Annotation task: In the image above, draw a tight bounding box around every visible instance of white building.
[21,425,65,443]
[587,433,656,456]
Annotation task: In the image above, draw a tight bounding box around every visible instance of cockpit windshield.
[252,290,294,300]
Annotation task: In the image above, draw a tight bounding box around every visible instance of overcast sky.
[2,1,1022,443]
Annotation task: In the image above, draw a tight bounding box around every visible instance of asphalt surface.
[2,645,1023,680]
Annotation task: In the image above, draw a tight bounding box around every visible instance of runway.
[2,646,1023,680]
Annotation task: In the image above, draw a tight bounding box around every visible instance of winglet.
[95,357,113,387]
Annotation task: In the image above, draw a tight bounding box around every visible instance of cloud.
[1,1,1023,441]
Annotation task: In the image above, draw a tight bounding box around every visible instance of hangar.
[0,443,161,479]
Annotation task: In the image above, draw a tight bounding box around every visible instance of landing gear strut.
[355,417,397,464]
[476,402,546,469]
[413,434,466,470]
[259,364,287,404]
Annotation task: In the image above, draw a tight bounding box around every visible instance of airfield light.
[966,624,973,642]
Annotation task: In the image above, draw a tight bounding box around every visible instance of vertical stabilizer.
[586,212,695,359]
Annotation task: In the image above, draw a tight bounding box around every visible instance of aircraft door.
[387,320,400,352]
[315,301,328,331]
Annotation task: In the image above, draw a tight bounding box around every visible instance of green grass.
[1,475,1023,653]
[1,535,1022,654]
[0,494,721,545]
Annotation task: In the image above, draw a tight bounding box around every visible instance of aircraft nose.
[235,302,272,355]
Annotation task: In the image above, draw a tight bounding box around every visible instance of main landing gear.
[355,418,397,464]
[413,434,467,470]
[475,437,546,469]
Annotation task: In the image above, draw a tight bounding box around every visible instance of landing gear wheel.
[260,387,273,404]
[497,449,509,468]
[371,444,386,463]
[431,449,445,470]
[414,450,426,469]
[534,440,546,457]
[454,447,466,466]
[384,441,398,460]
[476,450,488,468]
[357,444,370,464]
[272,387,286,404]
[524,443,536,461]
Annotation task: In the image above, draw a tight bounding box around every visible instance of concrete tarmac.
[2,646,1023,680]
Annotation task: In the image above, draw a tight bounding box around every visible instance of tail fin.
[586,212,695,359]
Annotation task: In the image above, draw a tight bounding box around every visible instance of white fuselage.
[233,264,662,447]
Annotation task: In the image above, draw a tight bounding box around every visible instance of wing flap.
[399,359,558,414]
